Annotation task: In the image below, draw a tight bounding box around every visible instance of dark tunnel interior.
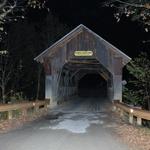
[77,73,107,98]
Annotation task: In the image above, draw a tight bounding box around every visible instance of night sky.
[47,0,149,58]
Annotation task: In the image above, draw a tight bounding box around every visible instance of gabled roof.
[34,24,131,65]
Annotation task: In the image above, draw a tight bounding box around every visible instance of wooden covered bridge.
[34,24,131,107]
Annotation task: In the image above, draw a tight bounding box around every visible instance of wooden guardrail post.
[33,102,39,113]
[8,110,13,120]
[44,103,47,111]
[137,117,142,126]
[35,106,39,113]
[114,101,150,126]
[22,108,27,118]
[129,113,133,124]
[120,109,124,117]
[112,105,117,111]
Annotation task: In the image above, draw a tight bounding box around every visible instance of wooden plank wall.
[45,28,123,104]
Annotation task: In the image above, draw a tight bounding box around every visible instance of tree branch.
[103,0,150,9]
[114,0,149,9]
[0,0,7,9]
[0,1,17,23]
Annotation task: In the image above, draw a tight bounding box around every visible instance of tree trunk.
[1,86,5,103]
[145,87,150,110]
[36,65,42,100]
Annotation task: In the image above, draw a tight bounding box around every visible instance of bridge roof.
[34,24,131,65]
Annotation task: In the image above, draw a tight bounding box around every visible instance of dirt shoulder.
[113,113,150,150]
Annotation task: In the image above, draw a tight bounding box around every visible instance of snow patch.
[50,119,90,133]
[99,114,108,118]
[40,112,108,133]
[90,120,104,124]
[39,127,49,130]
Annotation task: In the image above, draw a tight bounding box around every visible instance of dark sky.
[48,0,149,58]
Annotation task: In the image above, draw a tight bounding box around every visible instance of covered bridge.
[34,24,131,107]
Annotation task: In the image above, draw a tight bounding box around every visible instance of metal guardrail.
[113,101,150,126]
[0,100,49,120]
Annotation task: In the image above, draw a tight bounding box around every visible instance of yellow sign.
[74,51,93,56]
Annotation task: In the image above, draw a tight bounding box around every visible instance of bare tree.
[0,0,48,102]
[0,50,13,103]
[102,0,150,32]
[36,64,43,100]
[0,0,7,8]
[0,0,48,41]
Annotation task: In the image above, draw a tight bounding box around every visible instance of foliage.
[0,51,12,103]
[0,0,48,42]
[102,0,150,32]
[9,92,25,103]
[0,50,24,103]
[0,0,52,103]
[123,52,150,110]
[27,0,49,10]
[123,87,142,106]
[0,0,25,42]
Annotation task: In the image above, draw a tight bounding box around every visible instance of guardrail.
[113,101,150,126]
[0,100,49,121]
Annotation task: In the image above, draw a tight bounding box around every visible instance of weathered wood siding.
[66,30,96,61]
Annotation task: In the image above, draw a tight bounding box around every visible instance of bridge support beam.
[113,57,123,102]
[45,75,57,108]
[113,75,122,101]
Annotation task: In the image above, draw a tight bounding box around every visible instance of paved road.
[0,97,130,150]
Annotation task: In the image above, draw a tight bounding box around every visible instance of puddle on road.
[50,119,90,133]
